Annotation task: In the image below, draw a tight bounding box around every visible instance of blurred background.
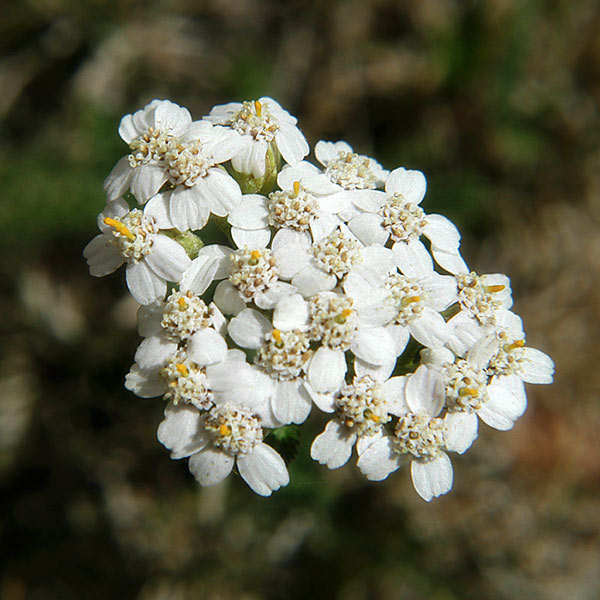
[1,0,599,598]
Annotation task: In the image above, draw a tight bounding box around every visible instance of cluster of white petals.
[85,97,554,501]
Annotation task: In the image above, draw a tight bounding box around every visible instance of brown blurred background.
[1,1,599,598]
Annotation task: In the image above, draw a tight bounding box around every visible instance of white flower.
[357,365,477,501]
[104,99,192,203]
[272,291,398,395]
[83,198,191,304]
[157,365,289,496]
[315,141,388,191]
[130,287,227,372]
[342,261,457,359]
[446,272,515,355]
[310,374,406,469]
[346,167,468,275]
[271,224,396,299]
[141,121,244,229]
[439,326,554,431]
[205,97,309,177]
[227,308,313,424]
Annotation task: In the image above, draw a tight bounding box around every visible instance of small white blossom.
[83,198,191,304]
[157,365,289,496]
[357,366,477,501]
[310,374,407,469]
[205,97,309,177]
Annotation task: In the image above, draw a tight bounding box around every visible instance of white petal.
[188,328,227,365]
[83,234,124,276]
[136,301,164,337]
[134,333,177,370]
[272,244,310,279]
[347,189,387,212]
[272,294,310,331]
[104,157,132,201]
[356,436,401,481]
[351,327,396,365]
[228,308,271,349]
[168,187,208,231]
[309,212,342,241]
[385,324,411,356]
[361,246,396,277]
[125,364,165,398]
[304,385,336,413]
[479,378,526,430]
[228,194,269,229]
[272,228,311,252]
[130,164,166,203]
[354,355,397,382]
[408,308,451,348]
[424,214,461,251]
[393,239,433,277]
[275,125,310,166]
[213,280,246,315]
[180,255,218,295]
[410,454,453,501]
[237,443,289,496]
[201,168,242,214]
[197,244,232,279]
[126,260,166,305]
[307,347,347,393]
[144,192,174,229]
[385,168,427,204]
[157,402,207,458]
[520,347,554,384]
[291,265,337,297]
[444,411,478,454]
[347,214,389,246]
[188,447,234,486]
[446,311,486,356]
[232,227,271,249]
[405,365,444,416]
[420,273,458,312]
[271,380,312,424]
[310,420,356,469]
[145,235,191,281]
[310,419,356,469]
[382,376,409,416]
[254,282,297,310]
[431,246,469,275]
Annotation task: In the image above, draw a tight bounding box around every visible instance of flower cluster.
[85,97,554,500]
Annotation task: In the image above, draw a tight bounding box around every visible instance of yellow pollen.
[219,424,231,436]
[177,297,188,310]
[459,387,479,397]
[369,413,380,423]
[175,363,189,377]
[103,217,135,240]
[250,250,261,260]
[403,295,421,305]
[506,339,526,351]
[254,100,262,117]
[293,181,301,196]
[485,284,505,293]
[272,329,282,342]
[341,309,353,318]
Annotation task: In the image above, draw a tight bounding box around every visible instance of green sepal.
[231,143,281,196]
[162,229,204,260]
[264,424,301,465]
